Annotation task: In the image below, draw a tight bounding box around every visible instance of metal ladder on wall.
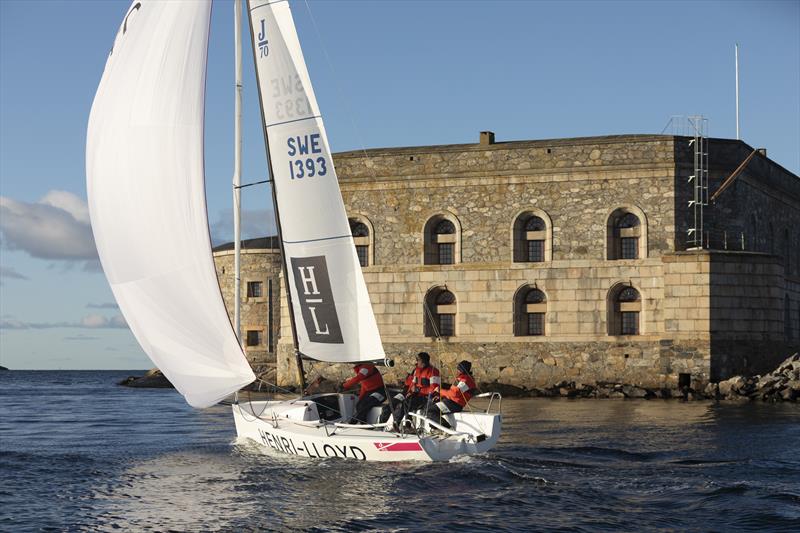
[686,116,709,250]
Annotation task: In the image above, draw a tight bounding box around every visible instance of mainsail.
[86,0,255,408]
[247,0,385,363]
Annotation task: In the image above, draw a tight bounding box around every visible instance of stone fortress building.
[214,132,800,391]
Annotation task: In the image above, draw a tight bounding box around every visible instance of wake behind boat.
[86,0,502,462]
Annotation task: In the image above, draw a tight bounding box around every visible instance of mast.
[233,0,243,344]
[245,2,306,391]
[735,43,740,140]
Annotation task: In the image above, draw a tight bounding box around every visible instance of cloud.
[0,266,28,280]
[209,208,276,246]
[0,191,98,261]
[0,313,128,330]
[87,302,119,309]
[64,334,100,341]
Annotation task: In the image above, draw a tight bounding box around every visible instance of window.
[247,281,263,298]
[424,215,460,265]
[621,237,638,260]
[349,218,372,267]
[513,211,550,263]
[607,209,644,260]
[610,285,641,335]
[246,330,262,347]
[424,287,457,337]
[355,245,369,267]
[438,242,454,265]
[514,286,546,336]
[527,239,544,262]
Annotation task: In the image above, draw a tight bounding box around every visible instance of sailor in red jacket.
[431,360,477,428]
[391,352,441,431]
[342,363,385,424]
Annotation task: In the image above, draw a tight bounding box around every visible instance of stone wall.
[214,247,282,369]
[256,134,799,390]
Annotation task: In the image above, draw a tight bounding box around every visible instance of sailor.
[391,352,441,431]
[342,363,386,425]
[431,360,477,428]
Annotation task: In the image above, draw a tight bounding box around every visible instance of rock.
[479,381,527,397]
[621,385,651,399]
[119,368,174,388]
[0,366,8,371]
[704,382,719,399]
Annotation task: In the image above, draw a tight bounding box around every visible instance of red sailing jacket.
[441,372,477,407]
[405,365,441,397]
[343,364,384,401]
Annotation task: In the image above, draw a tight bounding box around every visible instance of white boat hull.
[232,393,501,462]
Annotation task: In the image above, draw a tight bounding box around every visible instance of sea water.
[1,371,798,532]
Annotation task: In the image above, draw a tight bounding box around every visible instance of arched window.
[514,286,547,336]
[424,287,456,337]
[513,211,551,262]
[607,208,646,260]
[608,284,641,335]
[349,217,373,267]
[423,214,460,265]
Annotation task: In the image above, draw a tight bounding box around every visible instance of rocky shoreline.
[121,353,799,403]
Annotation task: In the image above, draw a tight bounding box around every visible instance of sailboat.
[86,0,502,462]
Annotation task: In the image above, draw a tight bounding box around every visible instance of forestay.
[86,0,255,408]
[248,0,384,363]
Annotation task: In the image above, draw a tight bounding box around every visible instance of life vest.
[441,372,476,407]
[407,365,441,397]
[342,364,384,401]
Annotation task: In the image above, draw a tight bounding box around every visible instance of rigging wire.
[301,0,380,182]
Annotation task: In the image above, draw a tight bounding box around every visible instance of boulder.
[621,385,651,399]
[119,368,174,388]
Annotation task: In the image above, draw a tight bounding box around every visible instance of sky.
[0,0,798,370]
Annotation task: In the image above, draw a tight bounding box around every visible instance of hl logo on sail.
[291,257,343,343]
[257,19,269,57]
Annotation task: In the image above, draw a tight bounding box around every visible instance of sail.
[247,0,385,363]
[86,0,256,408]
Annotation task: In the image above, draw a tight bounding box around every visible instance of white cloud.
[0,191,98,261]
[87,302,119,309]
[0,266,28,280]
[0,313,128,330]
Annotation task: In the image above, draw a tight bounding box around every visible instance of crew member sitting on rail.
[342,363,385,425]
[391,352,440,431]
[431,360,477,428]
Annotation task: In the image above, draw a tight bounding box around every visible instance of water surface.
[1,371,798,532]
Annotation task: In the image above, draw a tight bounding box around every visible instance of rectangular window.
[246,330,262,347]
[621,312,639,335]
[438,243,454,265]
[247,281,263,298]
[527,240,544,262]
[527,313,545,335]
[438,314,455,336]
[621,237,638,259]
[355,245,369,267]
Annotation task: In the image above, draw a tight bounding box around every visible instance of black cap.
[416,352,431,365]
[457,360,472,374]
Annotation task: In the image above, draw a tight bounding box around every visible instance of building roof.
[212,236,280,252]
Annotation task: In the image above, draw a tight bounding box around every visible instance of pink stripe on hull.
[374,441,423,452]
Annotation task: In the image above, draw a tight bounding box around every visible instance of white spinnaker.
[86,0,255,408]
[248,0,384,363]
